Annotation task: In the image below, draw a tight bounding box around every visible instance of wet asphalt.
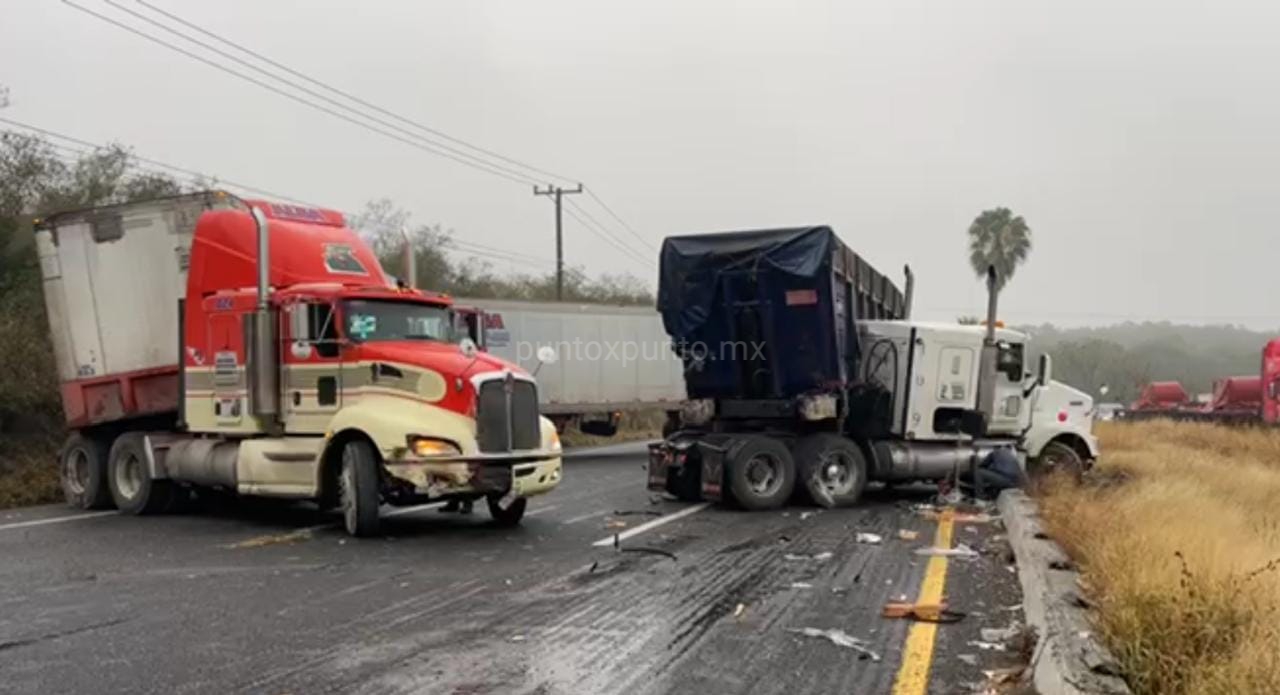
[0,442,1025,695]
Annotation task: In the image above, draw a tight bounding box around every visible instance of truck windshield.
[341,299,454,344]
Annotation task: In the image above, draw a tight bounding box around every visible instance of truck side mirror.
[1038,353,1052,387]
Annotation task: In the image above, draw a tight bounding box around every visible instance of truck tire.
[107,433,174,515]
[339,439,381,537]
[793,434,867,508]
[725,435,796,511]
[60,432,114,510]
[487,495,527,526]
[1029,441,1084,479]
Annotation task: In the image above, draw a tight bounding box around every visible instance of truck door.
[282,301,343,434]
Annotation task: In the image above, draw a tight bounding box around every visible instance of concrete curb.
[997,490,1131,695]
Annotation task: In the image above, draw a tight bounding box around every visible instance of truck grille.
[476,375,541,453]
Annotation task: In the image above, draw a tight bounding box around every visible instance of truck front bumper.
[383,450,562,499]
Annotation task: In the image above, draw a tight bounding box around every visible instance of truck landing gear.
[725,436,795,511]
[60,432,113,510]
[793,434,867,508]
[339,439,381,537]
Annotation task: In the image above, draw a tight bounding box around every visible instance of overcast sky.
[3,0,1278,328]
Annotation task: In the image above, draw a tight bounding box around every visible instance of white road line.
[525,504,561,517]
[563,509,610,525]
[590,502,710,547]
[383,502,445,518]
[0,510,116,532]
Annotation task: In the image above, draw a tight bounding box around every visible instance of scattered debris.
[224,528,314,549]
[957,654,978,666]
[882,600,966,623]
[733,603,746,618]
[799,510,819,521]
[790,582,814,589]
[980,623,1021,643]
[588,561,599,574]
[510,634,527,642]
[605,519,629,529]
[982,666,1025,684]
[915,543,979,559]
[856,532,883,545]
[1001,603,1022,612]
[967,640,1007,651]
[784,551,834,562]
[897,529,920,541]
[954,513,995,524]
[786,627,881,661]
[620,546,677,562]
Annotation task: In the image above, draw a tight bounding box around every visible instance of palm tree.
[967,207,1031,291]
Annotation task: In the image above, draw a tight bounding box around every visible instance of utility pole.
[533,183,583,300]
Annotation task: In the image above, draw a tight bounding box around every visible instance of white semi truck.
[647,226,1098,508]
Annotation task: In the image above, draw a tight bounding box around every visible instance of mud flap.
[647,442,672,492]
[698,438,730,503]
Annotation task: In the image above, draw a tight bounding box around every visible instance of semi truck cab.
[39,192,562,535]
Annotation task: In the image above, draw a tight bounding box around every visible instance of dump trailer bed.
[658,226,906,401]
[35,192,243,428]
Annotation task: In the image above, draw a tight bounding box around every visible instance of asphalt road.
[0,442,1024,695]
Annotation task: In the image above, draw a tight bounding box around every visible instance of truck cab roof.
[859,319,1028,345]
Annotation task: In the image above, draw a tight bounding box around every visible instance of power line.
[0,116,321,205]
[585,186,656,251]
[564,198,654,266]
[61,0,535,186]
[63,0,656,276]
[101,0,545,187]
[450,238,556,266]
[562,203,655,271]
[134,0,578,186]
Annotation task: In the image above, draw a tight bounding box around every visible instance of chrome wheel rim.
[745,453,782,496]
[65,448,89,496]
[815,451,857,495]
[117,452,143,500]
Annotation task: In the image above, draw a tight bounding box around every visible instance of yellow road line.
[892,508,955,695]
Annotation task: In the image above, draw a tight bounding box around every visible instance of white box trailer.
[455,298,687,427]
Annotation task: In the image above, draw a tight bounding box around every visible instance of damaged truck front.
[647,226,1097,509]
[38,191,562,536]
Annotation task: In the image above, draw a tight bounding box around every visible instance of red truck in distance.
[1120,339,1280,425]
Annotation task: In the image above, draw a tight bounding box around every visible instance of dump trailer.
[1119,339,1280,424]
[37,191,562,536]
[646,226,1097,509]
[452,298,686,436]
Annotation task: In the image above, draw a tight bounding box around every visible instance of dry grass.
[1040,421,1280,695]
[0,435,61,509]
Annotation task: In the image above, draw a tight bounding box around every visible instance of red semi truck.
[35,191,563,536]
[1120,339,1280,424]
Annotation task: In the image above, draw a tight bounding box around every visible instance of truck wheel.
[339,439,382,537]
[107,433,173,515]
[487,495,527,526]
[725,436,796,511]
[60,432,113,510]
[793,434,867,508]
[1029,441,1084,479]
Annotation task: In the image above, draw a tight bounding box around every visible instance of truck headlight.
[549,428,562,451]
[408,437,461,457]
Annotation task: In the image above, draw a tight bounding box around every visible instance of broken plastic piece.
[784,551,834,562]
[897,529,920,541]
[856,533,882,544]
[733,603,745,618]
[957,654,978,666]
[786,627,881,661]
[790,582,814,589]
[914,543,979,558]
[980,624,1021,643]
[882,600,966,623]
[967,640,1007,651]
